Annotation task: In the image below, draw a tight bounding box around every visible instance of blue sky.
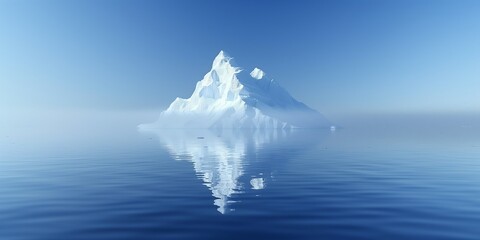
[1,0,479,118]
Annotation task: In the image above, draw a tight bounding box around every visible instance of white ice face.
[250,67,265,80]
[139,50,331,130]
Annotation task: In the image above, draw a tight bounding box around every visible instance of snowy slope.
[140,51,330,129]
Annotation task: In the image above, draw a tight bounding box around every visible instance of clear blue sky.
[1,0,479,117]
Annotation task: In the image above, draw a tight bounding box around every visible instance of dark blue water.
[1,123,480,239]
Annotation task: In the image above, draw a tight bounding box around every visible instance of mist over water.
[1,109,480,239]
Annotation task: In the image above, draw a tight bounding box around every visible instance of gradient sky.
[1,0,479,118]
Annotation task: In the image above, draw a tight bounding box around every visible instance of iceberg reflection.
[146,129,327,214]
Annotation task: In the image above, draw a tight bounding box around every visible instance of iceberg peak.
[250,67,265,80]
[212,50,232,68]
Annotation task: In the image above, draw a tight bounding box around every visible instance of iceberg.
[140,51,330,129]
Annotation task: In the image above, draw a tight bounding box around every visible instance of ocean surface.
[2,118,480,240]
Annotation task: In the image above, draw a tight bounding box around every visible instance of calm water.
[1,122,480,239]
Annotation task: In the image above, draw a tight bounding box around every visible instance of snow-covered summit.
[211,50,233,70]
[140,51,330,129]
